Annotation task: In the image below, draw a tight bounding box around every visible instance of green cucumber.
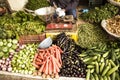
[107,65,119,76]
[100,62,105,73]
[102,66,110,76]
[86,69,91,80]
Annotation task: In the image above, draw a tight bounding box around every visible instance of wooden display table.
[0,71,85,80]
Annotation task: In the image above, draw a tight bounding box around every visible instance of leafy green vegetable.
[80,3,119,23]
[0,11,45,39]
[25,0,50,10]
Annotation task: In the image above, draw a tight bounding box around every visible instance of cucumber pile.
[79,42,120,80]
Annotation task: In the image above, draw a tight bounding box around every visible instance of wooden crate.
[19,33,45,44]
[0,71,85,80]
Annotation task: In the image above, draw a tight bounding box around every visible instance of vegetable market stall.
[0,1,120,80]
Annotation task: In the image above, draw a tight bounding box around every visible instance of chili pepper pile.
[33,45,63,78]
[54,32,86,78]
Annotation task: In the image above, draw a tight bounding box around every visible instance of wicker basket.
[107,0,120,7]
[101,20,120,38]
[19,33,45,44]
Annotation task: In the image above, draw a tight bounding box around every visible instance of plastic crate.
[19,33,45,44]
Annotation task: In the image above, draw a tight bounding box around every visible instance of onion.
[8,61,11,65]
[0,60,2,63]
[2,60,5,64]
[9,55,13,59]
[15,48,20,52]
[5,61,9,66]
[8,67,12,72]
[19,45,26,49]
[6,58,10,61]
[2,67,6,71]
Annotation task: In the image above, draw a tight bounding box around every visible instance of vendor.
[48,0,79,21]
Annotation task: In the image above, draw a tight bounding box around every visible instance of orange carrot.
[44,58,49,75]
[36,58,42,62]
[39,61,46,73]
[51,55,57,74]
[37,54,44,60]
[53,56,61,68]
[55,48,60,61]
[57,50,62,65]
[32,63,39,69]
[52,45,63,54]
[35,61,43,65]
[48,57,52,75]
[46,49,51,57]
[49,47,55,55]
[55,73,59,78]
[33,53,38,63]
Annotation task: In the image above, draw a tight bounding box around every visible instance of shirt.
[49,0,79,10]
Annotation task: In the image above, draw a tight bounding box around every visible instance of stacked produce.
[78,23,109,49]
[11,44,37,75]
[0,39,18,72]
[54,33,86,78]
[33,45,63,78]
[0,11,45,39]
[25,0,50,10]
[106,15,120,36]
[79,42,120,80]
[80,3,119,23]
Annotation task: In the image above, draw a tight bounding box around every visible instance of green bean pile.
[78,23,109,49]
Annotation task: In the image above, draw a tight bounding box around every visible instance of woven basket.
[101,20,120,38]
[107,0,120,7]
[19,33,45,44]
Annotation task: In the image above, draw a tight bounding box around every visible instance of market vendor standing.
[47,0,79,21]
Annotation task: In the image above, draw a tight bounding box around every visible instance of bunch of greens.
[25,0,50,10]
[0,11,45,39]
[78,23,109,49]
[80,3,119,23]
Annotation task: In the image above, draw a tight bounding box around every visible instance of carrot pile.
[32,45,63,78]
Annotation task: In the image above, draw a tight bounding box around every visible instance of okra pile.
[54,33,86,78]
[79,42,120,80]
